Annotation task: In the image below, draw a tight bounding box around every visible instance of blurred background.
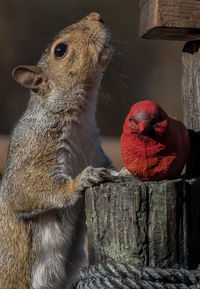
[0,0,185,172]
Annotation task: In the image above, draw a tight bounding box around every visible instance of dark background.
[0,0,185,137]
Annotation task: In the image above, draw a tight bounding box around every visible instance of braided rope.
[77,261,200,289]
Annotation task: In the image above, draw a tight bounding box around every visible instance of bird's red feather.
[121,100,190,181]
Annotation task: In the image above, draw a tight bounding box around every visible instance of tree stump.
[85,176,200,270]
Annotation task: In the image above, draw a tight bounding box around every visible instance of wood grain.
[182,41,200,130]
[139,0,200,40]
[85,176,200,269]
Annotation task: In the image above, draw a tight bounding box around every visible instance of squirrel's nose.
[86,12,105,24]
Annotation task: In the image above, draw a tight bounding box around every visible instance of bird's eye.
[129,117,133,122]
[54,42,68,58]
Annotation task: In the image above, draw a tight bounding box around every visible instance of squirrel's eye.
[54,42,68,58]
[129,117,133,122]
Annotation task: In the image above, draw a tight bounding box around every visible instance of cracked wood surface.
[85,176,200,269]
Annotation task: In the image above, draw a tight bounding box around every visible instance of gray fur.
[0,13,115,289]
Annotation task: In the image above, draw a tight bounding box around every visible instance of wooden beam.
[139,0,200,40]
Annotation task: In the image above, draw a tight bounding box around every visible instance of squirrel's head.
[12,12,112,99]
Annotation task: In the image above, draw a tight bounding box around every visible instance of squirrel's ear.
[12,65,45,90]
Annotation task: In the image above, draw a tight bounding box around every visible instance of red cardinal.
[121,100,191,181]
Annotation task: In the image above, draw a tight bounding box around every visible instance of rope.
[77,261,200,289]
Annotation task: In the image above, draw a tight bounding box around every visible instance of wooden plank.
[85,176,200,269]
[139,0,200,40]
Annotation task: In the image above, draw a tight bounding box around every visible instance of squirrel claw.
[76,166,111,192]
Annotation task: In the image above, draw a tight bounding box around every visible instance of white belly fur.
[31,199,86,289]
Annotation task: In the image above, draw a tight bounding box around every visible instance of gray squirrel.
[0,12,115,289]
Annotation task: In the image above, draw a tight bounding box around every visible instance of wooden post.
[85,177,200,270]
[182,41,200,130]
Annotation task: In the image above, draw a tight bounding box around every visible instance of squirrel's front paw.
[76,166,111,192]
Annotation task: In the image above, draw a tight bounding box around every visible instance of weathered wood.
[139,0,200,40]
[85,176,200,269]
[182,42,200,177]
[147,180,188,268]
[86,178,148,267]
[182,41,200,130]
